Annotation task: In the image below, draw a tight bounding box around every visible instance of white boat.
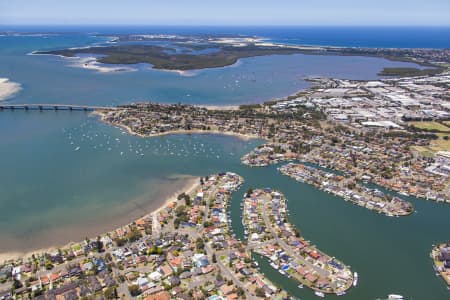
[74,146,80,151]
[353,272,358,286]
[336,291,346,296]
[387,294,403,299]
[297,284,304,289]
[270,262,279,269]
[314,291,325,298]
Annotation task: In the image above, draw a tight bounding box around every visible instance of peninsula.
[279,163,413,216]
[243,188,353,295]
[97,71,450,202]
[430,242,450,289]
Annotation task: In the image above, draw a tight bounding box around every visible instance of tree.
[237,287,244,296]
[12,279,23,290]
[196,238,205,250]
[104,287,117,299]
[45,260,53,270]
[96,236,104,253]
[255,287,265,297]
[128,284,140,297]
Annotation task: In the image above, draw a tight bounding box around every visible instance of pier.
[0,104,115,112]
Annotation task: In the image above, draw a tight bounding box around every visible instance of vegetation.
[37,44,304,70]
[408,121,450,133]
[378,67,444,77]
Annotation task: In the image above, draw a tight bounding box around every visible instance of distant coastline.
[32,33,449,74]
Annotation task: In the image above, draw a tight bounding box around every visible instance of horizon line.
[1,24,450,28]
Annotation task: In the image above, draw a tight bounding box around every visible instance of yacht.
[387,295,403,299]
[353,272,358,286]
[314,291,325,298]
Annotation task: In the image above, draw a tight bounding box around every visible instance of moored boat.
[387,294,403,299]
[353,272,358,286]
[314,291,325,298]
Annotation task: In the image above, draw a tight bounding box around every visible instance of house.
[192,253,209,268]
[159,264,173,277]
[220,284,234,295]
[148,271,162,282]
[168,275,181,286]
[145,291,170,300]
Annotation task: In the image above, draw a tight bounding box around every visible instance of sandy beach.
[71,56,136,73]
[0,78,21,101]
[201,104,240,111]
[0,175,200,262]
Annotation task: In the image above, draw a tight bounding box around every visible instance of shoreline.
[0,176,200,263]
[93,110,260,141]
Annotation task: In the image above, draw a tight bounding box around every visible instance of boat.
[297,284,304,289]
[353,272,358,286]
[269,262,279,269]
[336,291,346,296]
[74,146,80,151]
[387,294,403,299]
[314,291,325,298]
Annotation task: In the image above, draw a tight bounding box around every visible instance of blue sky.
[1,0,449,26]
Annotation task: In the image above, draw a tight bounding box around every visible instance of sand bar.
[0,78,21,101]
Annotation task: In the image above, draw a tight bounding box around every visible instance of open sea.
[0,26,449,299]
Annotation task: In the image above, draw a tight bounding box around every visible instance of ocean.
[0,26,449,299]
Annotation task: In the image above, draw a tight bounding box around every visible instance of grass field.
[412,133,450,156]
[409,121,450,133]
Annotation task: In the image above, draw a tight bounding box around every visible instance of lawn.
[432,138,450,152]
[412,137,450,155]
[409,121,450,133]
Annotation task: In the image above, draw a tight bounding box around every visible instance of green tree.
[128,284,140,297]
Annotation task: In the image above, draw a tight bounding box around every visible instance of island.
[34,34,449,72]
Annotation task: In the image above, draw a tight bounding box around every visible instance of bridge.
[0,104,116,112]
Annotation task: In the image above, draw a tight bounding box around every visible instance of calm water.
[0,33,428,106]
[0,29,449,299]
[229,165,450,300]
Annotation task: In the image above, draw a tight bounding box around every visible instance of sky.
[1,0,449,26]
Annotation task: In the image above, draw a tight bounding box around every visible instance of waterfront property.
[243,188,353,294]
[0,173,295,300]
[430,242,450,288]
[98,73,450,203]
[279,163,414,217]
